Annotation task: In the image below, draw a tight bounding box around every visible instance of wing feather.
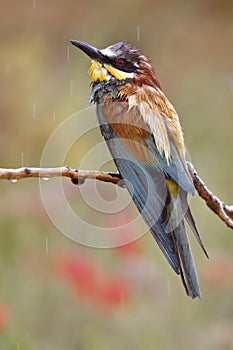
[96,101,206,298]
[97,102,180,272]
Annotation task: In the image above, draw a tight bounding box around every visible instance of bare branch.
[187,162,233,229]
[0,164,232,230]
[0,166,123,185]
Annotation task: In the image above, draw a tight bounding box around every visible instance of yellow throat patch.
[88,60,134,82]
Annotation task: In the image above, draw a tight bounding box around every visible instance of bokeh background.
[0,0,233,349]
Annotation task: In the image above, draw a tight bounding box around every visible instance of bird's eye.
[116,58,125,67]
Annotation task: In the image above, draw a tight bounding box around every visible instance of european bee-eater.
[70,40,208,299]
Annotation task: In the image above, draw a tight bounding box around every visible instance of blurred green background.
[0,0,233,349]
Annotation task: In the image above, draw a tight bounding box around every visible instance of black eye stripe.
[116,58,125,67]
[112,58,137,73]
[101,54,138,73]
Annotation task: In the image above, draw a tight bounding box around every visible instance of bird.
[70,40,208,299]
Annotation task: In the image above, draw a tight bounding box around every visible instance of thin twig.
[0,166,123,185]
[0,164,232,230]
[187,162,233,229]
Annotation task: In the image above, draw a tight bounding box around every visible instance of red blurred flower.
[98,276,131,308]
[0,302,8,333]
[52,252,131,309]
[202,256,233,290]
[53,253,100,299]
[116,240,143,257]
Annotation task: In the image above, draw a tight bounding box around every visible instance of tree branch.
[0,164,232,230]
[0,166,122,185]
[187,163,233,229]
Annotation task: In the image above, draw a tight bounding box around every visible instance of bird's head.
[70,40,159,87]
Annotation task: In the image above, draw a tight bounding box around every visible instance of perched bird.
[70,40,208,299]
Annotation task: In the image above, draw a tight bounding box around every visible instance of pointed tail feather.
[179,189,209,258]
[163,187,202,298]
[149,190,201,298]
[173,221,201,299]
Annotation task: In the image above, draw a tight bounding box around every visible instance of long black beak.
[70,40,106,63]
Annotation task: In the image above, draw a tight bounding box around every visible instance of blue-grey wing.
[96,103,180,272]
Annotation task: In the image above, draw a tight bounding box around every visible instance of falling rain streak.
[67,46,70,62]
[21,152,24,167]
[67,202,71,215]
[137,25,141,42]
[45,236,49,254]
[32,0,36,8]
[167,275,171,295]
[32,103,36,119]
[70,78,73,95]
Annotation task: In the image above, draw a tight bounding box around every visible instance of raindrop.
[10,179,18,183]
[42,177,50,181]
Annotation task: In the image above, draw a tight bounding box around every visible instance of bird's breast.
[98,97,152,162]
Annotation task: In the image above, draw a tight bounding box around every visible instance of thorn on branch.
[24,168,31,175]
[70,169,84,185]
